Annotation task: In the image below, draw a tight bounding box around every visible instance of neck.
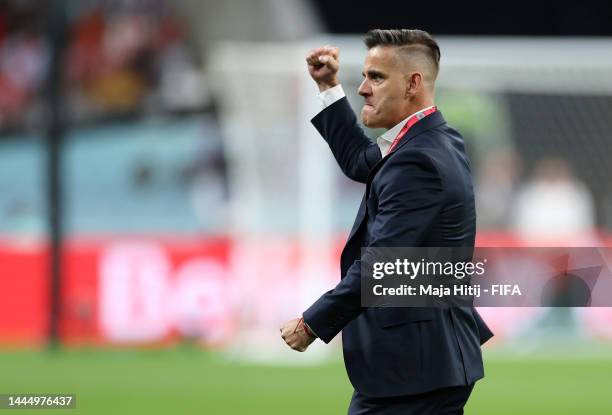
[408,95,434,115]
[392,98,435,128]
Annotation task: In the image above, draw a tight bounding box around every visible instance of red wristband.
[303,320,314,338]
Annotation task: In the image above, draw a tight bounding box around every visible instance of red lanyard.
[386,106,437,155]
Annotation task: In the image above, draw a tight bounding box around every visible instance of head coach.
[281,29,494,414]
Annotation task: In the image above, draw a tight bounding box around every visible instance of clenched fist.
[280,317,316,352]
[306,45,340,92]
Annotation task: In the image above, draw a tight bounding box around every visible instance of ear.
[404,72,423,98]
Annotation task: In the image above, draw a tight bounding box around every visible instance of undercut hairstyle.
[363,29,441,79]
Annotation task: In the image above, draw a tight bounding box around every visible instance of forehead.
[363,46,399,71]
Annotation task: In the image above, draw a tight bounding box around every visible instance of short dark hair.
[363,29,441,77]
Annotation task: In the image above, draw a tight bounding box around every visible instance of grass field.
[1,347,611,414]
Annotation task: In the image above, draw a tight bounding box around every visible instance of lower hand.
[280,317,316,352]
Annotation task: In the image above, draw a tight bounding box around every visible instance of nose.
[358,78,371,97]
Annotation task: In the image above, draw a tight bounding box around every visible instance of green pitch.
[1,347,611,414]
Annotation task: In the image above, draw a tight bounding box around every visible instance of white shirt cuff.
[317,84,345,109]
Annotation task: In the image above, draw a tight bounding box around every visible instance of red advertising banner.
[2,233,612,348]
[0,237,235,347]
[0,241,48,345]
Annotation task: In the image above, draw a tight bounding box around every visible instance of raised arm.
[312,96,381,183]
[306,46,382,183]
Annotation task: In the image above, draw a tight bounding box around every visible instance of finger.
[332,46,340,59]
[306,51,319,65]
[318,55,339,72]
[322,45,339,59]
[283,332,296,344]
[306,55,321,67]
[288,335,303,347]
[307,47,324,59]
[288,337,307,350]
[307,46,335,62]
[291,343,306,352]
[281,327,290,339]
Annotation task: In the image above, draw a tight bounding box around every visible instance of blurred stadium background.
[1,0,612,413]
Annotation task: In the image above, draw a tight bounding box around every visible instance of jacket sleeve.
[303,151,443,343]
[311,97,382,183]
[472,308,494,345]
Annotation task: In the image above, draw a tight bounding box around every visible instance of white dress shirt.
[317,84,435,155]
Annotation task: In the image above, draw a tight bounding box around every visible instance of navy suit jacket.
[303,97,493,398]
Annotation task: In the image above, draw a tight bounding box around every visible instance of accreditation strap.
[386,106,437,155]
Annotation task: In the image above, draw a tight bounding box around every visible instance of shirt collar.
[378,106,437,143]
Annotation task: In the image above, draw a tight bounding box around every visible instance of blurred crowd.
[0,1,607,239]
[0,0,209,133]
[476,150,597,244]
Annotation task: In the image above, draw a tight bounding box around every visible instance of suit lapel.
[341,111,448,274]
[365,111,446,198]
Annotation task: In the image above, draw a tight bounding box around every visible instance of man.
[281,29,493,414]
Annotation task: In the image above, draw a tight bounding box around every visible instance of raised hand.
[306,45,340,92]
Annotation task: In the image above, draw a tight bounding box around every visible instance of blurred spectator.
[182,140,229,231]
[67,7,154,114]
[512,157,596,245]
[0,0,209,132]
[0,0,48,131]
[66,1,209,120]
[475,148,521,229]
